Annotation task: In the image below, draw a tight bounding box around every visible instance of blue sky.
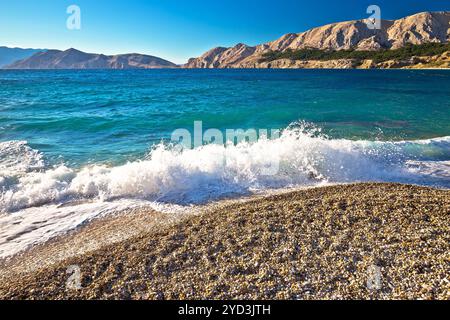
[1,0,449,63]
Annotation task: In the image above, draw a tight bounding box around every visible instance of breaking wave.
[1,123,449,258]
[1,125,449,214]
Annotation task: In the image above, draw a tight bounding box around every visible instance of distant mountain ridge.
[2,11,449,70]
[0,47,45,68]
[185,11,450,68]
[4,48,178,69]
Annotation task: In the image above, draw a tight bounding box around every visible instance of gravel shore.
[0,183,449,300]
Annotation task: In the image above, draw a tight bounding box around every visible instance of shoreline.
[0,181,334,267]
[0,183,313,276]
[0,206,196,280]
[0,182,449,300]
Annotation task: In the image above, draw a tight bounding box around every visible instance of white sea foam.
[0,140,44,175]
[0,127,449,258]
[1,131,449,212]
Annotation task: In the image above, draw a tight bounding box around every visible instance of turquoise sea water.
[1,69,449,166]
[1,69,449,257]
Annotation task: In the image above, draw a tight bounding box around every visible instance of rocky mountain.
[185,11,450,68]
[4,48,178,69]
[0,47,45,68]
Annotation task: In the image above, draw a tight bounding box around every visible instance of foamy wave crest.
[0,141,44,174]
[1,128,449,213]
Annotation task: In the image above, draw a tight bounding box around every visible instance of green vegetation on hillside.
[260,43,450,64]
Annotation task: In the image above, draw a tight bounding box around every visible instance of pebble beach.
[0,183,449,300]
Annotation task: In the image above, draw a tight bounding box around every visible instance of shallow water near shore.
[0,69,449,258]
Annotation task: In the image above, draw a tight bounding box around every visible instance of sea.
[0,69,449,257]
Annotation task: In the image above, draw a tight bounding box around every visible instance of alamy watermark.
[366,5,381,30]
[63,5,381,35]
[66,265,82,290]
[171,121,281,176]
[366,265,382,291]
[67,5,81,30]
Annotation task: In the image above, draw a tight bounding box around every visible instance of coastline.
[0,206,196,280]
[0,185,308,278]
[0,183,448,300]
[1,6,449,307]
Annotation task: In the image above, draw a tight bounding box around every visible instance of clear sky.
[1,0,449,64]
